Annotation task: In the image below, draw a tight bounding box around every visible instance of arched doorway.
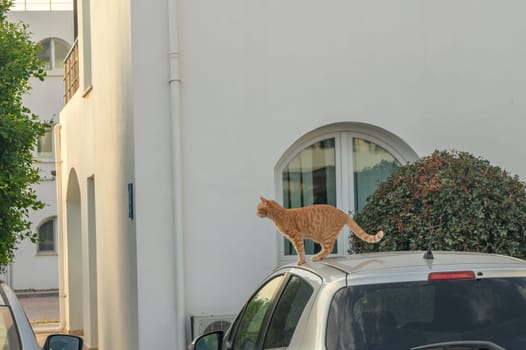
[65,169,83,334]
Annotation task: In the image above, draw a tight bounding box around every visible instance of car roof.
[295,251,526,286]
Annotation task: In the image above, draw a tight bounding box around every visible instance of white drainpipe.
[167,1,186,349]
[53,123,67,331]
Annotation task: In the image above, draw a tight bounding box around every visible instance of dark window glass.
[263,276,313,348]
[352,138,399,212]
[327,278,526,350]
[38,220,55,252]
[39,38,52,70]
[37,128,53,159]
[282,138,336,255]
[232,276,285,350]
[38,38,70,70]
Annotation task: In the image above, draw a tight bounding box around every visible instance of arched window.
[37,217,56,254]
[38,38,70,71]
[276,123,418,261]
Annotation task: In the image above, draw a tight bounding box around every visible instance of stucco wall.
[178,1,526,327]
[59,0,526,348]
[58,0,140,348]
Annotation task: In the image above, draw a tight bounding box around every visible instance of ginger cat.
[257,197,384,265]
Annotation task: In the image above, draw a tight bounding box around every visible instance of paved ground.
[17,292,61,346]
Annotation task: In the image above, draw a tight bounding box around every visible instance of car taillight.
[428,271,476,281]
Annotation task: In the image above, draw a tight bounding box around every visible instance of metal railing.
[11,0,73,11]
[63,38,79,103]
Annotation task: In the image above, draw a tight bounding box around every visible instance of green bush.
[353,150,526,258]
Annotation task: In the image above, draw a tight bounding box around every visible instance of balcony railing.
[11,0,73,11]
[64,38,79,104]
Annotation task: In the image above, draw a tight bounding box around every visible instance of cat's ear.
[259,197,266,203]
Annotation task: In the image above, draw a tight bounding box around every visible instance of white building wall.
[6,10,73,290]
[58,0,141,348]
[57,0,526,349]
[179,0,526,322]
[129,0,180,348]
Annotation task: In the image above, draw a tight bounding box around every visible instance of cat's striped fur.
[257,197,384,265]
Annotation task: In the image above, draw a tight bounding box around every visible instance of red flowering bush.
[353,150,526,258]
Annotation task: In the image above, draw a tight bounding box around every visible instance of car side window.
[231,275,285,350]
[263,276,314,349]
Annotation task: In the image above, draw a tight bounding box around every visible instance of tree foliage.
[0,0,49,269]
[353,150,526,258]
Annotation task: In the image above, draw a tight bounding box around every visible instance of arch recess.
[65,169,83,333]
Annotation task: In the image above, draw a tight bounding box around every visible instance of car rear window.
[327,278,526,350]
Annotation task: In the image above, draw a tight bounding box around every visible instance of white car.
[0,282,82,350]
[190,251,526,350]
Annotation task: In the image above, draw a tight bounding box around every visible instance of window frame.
[36,127,54,160]
[38,37,71,75]
[275,123,418,264]
[228,274,287,350]
[36,217,57,255]
[263,275,314,348]
[225,270,321,350]
[81,0,93,94]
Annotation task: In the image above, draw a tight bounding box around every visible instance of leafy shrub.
[353,150,526,258]
[0,0,48,270]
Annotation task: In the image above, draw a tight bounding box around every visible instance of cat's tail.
[347,217,384,243]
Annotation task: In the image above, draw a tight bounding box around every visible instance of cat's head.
[256,197,273,217]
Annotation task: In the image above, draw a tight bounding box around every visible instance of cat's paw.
[312,251,330,262]
[296,258,305,265]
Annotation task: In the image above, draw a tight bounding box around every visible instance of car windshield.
[0,306,20,350]
[327,277,526,350]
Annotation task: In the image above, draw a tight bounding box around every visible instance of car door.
[224,270,318,350]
